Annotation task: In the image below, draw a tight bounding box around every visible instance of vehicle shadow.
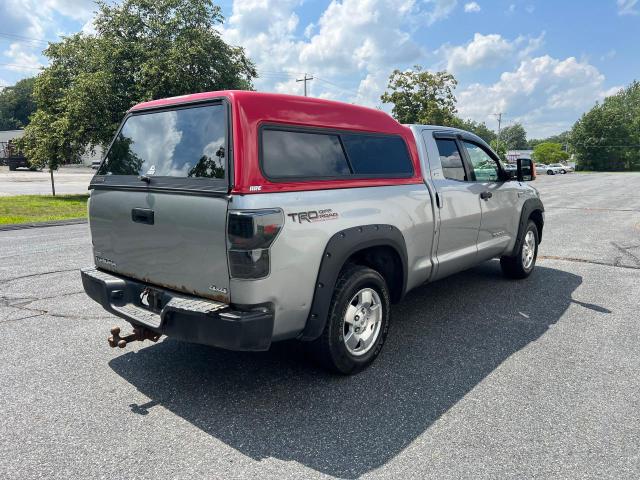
[109,261,582,478]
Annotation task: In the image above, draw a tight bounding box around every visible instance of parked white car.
[549,163,572,174]
[536,163,564,175]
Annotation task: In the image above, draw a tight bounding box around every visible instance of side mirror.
[517,158,535,182]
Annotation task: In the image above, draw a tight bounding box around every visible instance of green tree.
[570,81,640,171]
[381,66,458,125]
[532,142,569,164]
[0,77,36,129]
[500,123,528,150]
[527,131,570,149]
[453,118,497,144]
[20,0,256,195]
[490,139,507,161]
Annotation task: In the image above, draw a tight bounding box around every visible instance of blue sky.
[1,0,638,137]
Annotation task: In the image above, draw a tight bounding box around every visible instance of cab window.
[462,141,500,182]
[434,138,467,181]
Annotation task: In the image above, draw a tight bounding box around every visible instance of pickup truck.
[81,90,544,374]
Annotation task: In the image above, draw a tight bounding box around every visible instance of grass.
[0,194,88,225]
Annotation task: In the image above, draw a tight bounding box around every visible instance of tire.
[560,169,566,174]
[9,164,16,171]
[500,220,539,279]
[547,170,554,175]
[308,264,391,374]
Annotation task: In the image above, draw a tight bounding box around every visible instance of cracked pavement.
[1,173,639,479]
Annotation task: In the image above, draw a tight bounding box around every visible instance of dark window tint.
[435,139,466,181]
[98,104,226,179]
[261,129,351,178]
[341,134,413,176]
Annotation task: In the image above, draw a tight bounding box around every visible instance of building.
[0,128,103,167]
[506,149,533,163]
[0,129,25,160]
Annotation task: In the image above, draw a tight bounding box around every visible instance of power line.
[314,76,360,96]
[0,32,50,46]
[0,62,43,70]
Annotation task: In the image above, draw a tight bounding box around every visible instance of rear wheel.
[500,220,539,279]
[547,170,554,175]
[308,264,390,374]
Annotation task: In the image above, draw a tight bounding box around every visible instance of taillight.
[227,209,283,279]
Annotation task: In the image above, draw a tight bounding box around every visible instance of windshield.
[98,104,226,179]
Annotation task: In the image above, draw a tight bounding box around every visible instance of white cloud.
[2,43,43,72]
[436,32,544,73]
[424,0,458,24]
[42,0,96,22]
[464,2,481,13]
[221,0,448,103]
[617,0,639,15]
[457,55,611,137]
[600,49,617,61]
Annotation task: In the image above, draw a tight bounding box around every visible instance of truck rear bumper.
[81,267,273,351]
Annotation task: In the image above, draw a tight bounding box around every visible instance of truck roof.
[130,90,422,194]
[130,90,408,136]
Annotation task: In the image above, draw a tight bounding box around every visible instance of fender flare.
[299,224,408,341]
[511,198,544,256]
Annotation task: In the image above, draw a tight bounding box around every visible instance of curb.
[0,218,87,232]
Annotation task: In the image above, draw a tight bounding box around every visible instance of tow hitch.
[108,326,161,348]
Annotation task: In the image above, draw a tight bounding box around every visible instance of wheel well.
[344,245,404,303]
[530,209,544,242]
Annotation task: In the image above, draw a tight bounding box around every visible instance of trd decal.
[288,209,339,223]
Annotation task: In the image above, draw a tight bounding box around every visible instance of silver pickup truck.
[82,90,543,374]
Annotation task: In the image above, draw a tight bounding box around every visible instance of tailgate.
[88,100,232,302]
[89,189,230,301]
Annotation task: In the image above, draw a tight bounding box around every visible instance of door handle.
[480,191,493,200]
[435,192,443,208]
[131,208,154,225]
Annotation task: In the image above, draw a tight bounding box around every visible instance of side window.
[341,134,413,176]
[435,139,467,181]
[261,129,351,179]
[463,141,500,182]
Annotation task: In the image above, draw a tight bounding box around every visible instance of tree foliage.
[20,0,256,173]
[499,123,528,150]
[453,118,497,144]
[570,81,640,171]
[527,131,569,149]
[0,77,36,130]
[532,142,569,164]
[489,139,507,161]
[381,66,458,125]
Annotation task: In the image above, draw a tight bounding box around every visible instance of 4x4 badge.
[209,285,228,294]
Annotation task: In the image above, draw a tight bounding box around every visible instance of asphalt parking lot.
[1,173,639,479]
[0,165,94,196]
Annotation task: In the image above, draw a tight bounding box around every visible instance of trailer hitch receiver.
[108,326,161,348]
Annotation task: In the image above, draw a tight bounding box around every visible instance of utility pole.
[296,73,314,97]
[493,112,504,151]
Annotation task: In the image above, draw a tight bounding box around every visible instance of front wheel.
[500,220,539,279]
[308,264,390,374]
